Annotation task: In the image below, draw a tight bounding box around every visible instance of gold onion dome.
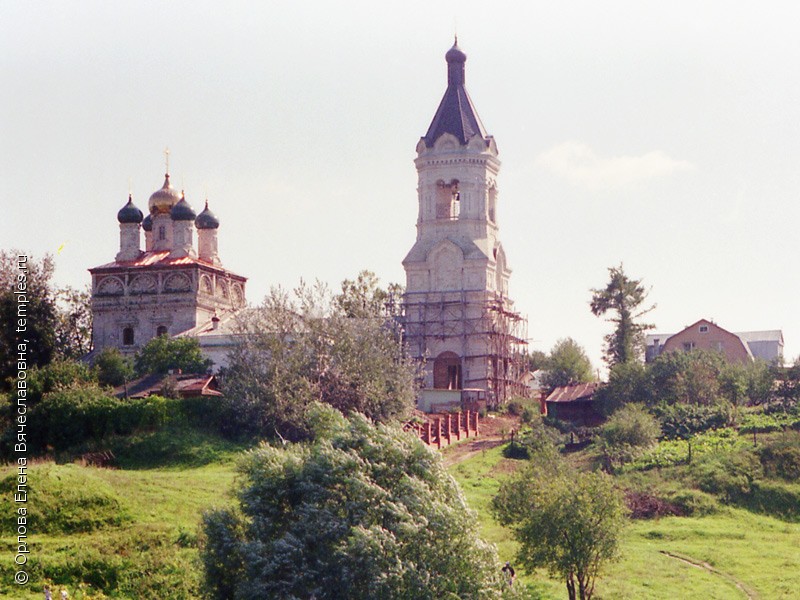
[148,173,182,214]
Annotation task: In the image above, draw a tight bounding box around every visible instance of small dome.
[142,213,153,232]
[170,193,196,221]
[117,195,144,224]
[445,41,466,63]
[195,200,220,229]
[148,174,182,215]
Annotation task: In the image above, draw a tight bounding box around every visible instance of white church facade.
[89,171,247,364]
[402,40,528,410]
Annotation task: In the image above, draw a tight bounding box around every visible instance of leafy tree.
[53,284,93,359]
[493,461,626,600]
[0,251,59,388]
[589,264,654,366]
[594,361,651,415]
[541,338,594,393]
[134,336,212,376]
[222,280,417,440]
[597,404,660,468]
[201,405,510,600]
[25,359,97,404]
[336,269,403,318]
[95,347,134,387]
[525,349,548,372]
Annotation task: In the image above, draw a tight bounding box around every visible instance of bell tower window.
[435,179,460,220]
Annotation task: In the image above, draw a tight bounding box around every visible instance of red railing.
[404,411,480,448]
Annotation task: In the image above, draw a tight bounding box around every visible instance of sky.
[2,1,799,370]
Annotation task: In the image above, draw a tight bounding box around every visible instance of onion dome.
[445,39,467,64]
[148,173,182,215]
[170,192,196,221]
[117,194,144,224]
[142,213,153,232]
[195,200,220,229]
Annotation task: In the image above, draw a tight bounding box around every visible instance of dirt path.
[442,434,506,467]
[660,550,758,600]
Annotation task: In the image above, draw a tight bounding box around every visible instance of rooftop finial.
[164,146,170,176]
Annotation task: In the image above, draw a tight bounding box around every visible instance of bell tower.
[402,40,527,410]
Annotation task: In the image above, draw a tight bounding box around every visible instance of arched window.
[433,351,462,390]
[158,226,166,241]
[435,179,460,220]
[156,325,168,337]
[488,185,497,223]
[122,327,135,346]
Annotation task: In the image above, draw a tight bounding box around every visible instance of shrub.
[758,434,800,481]
[598,404,660,468]
[655,403,733,439]
[691,450,763,501]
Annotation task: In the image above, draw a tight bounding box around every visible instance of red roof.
[545,382,601,403]
[89,250,246,280]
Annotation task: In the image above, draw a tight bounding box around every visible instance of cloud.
[535,141,694,190]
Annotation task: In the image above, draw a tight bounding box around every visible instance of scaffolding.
[398,289,529,407]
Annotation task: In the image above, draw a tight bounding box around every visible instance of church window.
[156,325,168,336]
[158,226,166,241]
[122,327,135,346]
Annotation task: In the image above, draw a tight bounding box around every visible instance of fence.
[404,410,480,449]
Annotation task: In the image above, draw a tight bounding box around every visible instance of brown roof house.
[114,372,222,400]
[648,319,785,365]
[544,382,603,426]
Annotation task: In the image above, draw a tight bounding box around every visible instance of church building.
[402,40,528,411]
[89,169,247,363]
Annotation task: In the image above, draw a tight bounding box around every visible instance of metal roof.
[545,382,601,403]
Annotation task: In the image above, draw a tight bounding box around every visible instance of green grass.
[448,443,800,600]
[0,427,247,599]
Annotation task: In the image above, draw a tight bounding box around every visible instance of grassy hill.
[3,421,799,599]
[0,426,248,599]
[448,442,800,599]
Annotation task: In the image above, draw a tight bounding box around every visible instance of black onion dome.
[170,194,196,221]
[117,195,144,224]
[142,213,153,232]
[445,41,467,63]
[195,201,220,229]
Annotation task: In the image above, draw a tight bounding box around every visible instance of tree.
[589,264,654,367]
[594,360,651,415]
[134,336,212,376]
[493,462,626,600]
[222,279,417,440]
[95,347,134,387]
[1,251,59,388]
[541,338,594,393]
[53,284,93,359]
[525,349,548,372]
[336,270,403,318]
[201,405,510,600]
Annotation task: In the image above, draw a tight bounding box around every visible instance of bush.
[691,450,763,501]
[655,403,733,439]
[201,405,509,599]
[758,434,800,481]
[598,404,660,468]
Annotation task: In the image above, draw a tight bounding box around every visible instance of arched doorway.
[433,351,462,390]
